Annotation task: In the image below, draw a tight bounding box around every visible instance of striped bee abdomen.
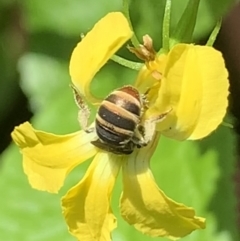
[106,91,141,116]
[98,104,136,131]
[95,119,132,145]
[93,85,143,155]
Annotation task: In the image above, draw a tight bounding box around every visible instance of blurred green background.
[0,0,240,240]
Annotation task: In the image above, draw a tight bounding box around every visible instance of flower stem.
[161,0,171,53]
[111,55,143,70]
[206,19,222,46]
[122,0,140,47]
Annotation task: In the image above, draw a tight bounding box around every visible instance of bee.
[71,85,170,155]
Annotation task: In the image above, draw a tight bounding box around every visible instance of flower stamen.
[128,34,156,62]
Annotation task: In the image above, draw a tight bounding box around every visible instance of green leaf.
[23,0,122,36]
[18,53,70,113]
[197,127,239,240]
[170,0,236,42]
[170,0,200,46]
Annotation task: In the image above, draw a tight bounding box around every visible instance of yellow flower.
[11,12,229,241]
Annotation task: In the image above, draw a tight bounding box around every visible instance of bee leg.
[141,93,149,110]
[131,126,148,147]
[119,139,130,145]
[141,108,172,144]
[70,84,93,133]
[77,110,94,133]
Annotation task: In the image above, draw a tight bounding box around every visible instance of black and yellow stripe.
[93,86,142,154]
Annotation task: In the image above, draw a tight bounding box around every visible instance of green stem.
[122,0,140,47]
[111,55,143,70]
[161,0,171,53]
[206,19,222,46]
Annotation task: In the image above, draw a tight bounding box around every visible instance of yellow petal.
[154,44,228,140]
[11,122,97,193]
[120,134,205,240]
[62,152,123,241]
[187,45,229,139]
[70,12,133,103]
